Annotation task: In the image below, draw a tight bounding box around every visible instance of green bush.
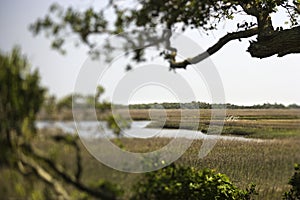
[283,163,300,200]
[0,47,45,166]
[131,164,256,200]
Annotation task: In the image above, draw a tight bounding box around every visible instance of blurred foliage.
[29,0,300,65]
[43,94,56,115]
[131,164,257,200]
[0,47,120,199]
[51,86,110,112]
[92,179,124,197]
[0,47,45,165]
[106,114,131,136]
[284,163,300,200]
[56,94,73,111]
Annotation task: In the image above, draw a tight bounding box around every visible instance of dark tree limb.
[51,135,82,182]
[74,140,82,182]
[248,26,300,58]
[169,27,259,69]
[21,143,117,200]
[18,152,70,200]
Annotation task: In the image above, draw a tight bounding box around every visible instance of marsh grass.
[116,137,300,199]
[2,108,300,199]
[1,132,299,199]
[2,128,296,199]
[128,109,300,139]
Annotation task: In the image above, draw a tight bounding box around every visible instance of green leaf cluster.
[131,164,257,200]
[284,163,300,200]
[0,47,45,164]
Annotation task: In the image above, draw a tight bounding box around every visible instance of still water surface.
[36,121,260,142]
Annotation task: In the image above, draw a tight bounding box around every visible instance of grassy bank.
[127,109,300,139]
[37,108,300,139]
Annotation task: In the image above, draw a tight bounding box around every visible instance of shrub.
[131,164,256,200]
[0,47,45,166]
[283,163,300,200]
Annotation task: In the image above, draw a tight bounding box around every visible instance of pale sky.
[0,0,299,105]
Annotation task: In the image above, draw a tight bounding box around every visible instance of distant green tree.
[106,114,130,137]
[96,85,105,102]
[288,104,300,109]
[56,94,73,111]
[43,94,57,115]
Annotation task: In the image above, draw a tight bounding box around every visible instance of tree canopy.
[0,47,45,160]
[30,0,300,70]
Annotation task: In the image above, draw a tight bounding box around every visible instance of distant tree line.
[43,95,300,111]
[129,102,300,109]
[42,89,111,114]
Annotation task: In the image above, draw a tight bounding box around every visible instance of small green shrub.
[92,179,124,197]
[131,164,256,200]
[283,163,300,200]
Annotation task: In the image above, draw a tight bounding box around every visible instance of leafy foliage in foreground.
[131,164,257,200]
[0,47,45,166]
[284,163,300,200]
[0,48,119,199]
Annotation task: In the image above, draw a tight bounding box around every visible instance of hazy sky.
[0,0,299,105]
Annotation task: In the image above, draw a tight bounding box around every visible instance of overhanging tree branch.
[30,1,300,65]
[248,26,300,58]
[169,27,259,69]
